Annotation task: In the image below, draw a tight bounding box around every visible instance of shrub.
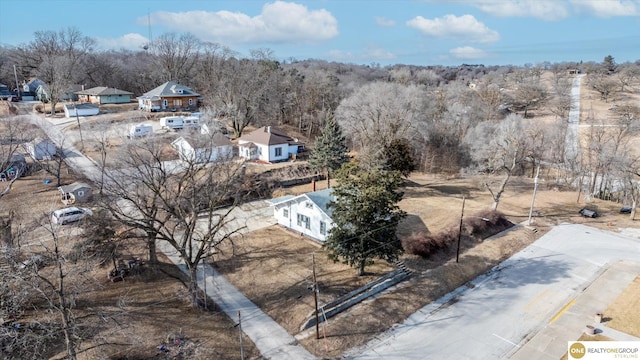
[403,210,512,258]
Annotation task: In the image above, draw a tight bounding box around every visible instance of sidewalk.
[158,241,317,360]
[510,260,640,359]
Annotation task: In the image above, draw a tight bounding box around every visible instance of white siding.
[273,196,334,242]
[269,145,289,162]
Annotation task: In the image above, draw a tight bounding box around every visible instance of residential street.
[345,224,640,359]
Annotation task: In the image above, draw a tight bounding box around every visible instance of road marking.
[550,298,576,323]
[492,333,519,347]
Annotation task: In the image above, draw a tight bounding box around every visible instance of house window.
[188,98,193,105]
[77,191,84,197]
[162,99,168,107]
[283,208,289,218]
[173,99,182,107]
[320,221,326,235]
[305,202,313,209]
[275,147,282,157]
[297,214,310,229]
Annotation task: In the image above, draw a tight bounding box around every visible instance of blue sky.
[1,0,639,66]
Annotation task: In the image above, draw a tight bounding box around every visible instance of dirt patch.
[603,275,640,338]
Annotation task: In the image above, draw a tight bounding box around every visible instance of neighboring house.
[171,132,233,163]
[25,137,57,160]
[36,84,83,102]
[58,182,92,204]
[76,86,134,104]
[137,81,200,112]
[0,153,27,181]
[63,103,99,118]
[269,188,335,242]
[238,126,304,163]
[23,78,45,93]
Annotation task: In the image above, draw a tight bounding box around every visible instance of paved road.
[346,224,640,359]
[564,74,584,162]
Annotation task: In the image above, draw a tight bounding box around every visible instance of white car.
[51,207,92,225]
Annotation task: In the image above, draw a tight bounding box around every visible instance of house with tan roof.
[137,81,199,112]
[76,86,134,104]
[237,126,304,163]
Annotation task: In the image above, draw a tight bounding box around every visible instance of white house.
[25,137,57,160]
[238,126,304,163]
[171,132,233,163]
[269,188,334,242]
[63,103,99,118]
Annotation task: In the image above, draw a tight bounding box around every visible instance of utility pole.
[13,65,20,99]
[312,253,320,340]
[456,196,465,263]
[527,165,540,226]
[238,311,244,360]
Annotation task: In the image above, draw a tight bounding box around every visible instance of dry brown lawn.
[603,275,640,338]
[213,171,640,358]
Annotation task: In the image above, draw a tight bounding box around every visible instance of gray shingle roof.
[140,81,199,98]
[76,86,133,96]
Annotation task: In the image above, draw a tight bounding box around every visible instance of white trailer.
[160,116,184,130]
[128,124,153,138]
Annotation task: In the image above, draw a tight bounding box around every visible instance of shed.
[58,182,92,204]
[64,103,99,118]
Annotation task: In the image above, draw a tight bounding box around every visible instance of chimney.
[267,126,271,133]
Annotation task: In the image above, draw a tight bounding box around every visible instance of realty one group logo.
[569,342,640,359]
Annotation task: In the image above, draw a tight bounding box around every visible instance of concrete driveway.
[345,224,640,359]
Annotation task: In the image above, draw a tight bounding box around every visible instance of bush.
[402,210,512,258]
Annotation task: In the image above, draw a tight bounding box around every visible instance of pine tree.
[324,162,406,275]
[308,114,349,188]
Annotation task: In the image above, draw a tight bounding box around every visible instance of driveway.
[346,224,640,359]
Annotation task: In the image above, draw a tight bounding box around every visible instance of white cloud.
[375,16,396,27]
[146,1,338,44]
[406,14,500,43]
[95,33,149,50]
[468,0,570,20]
[570,0,639,17]
[425,0,640,20]
[449,46,488,60]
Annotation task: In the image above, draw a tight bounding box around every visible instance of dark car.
[620,206,633,214]
[579,208,598,218]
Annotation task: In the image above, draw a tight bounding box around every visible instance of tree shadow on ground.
[397,214,430,237]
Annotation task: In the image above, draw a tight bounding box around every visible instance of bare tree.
[152,32,201,82]
[589,74,619,103]
[465,114,531,210]
[101,134,249,304]
[336,81,424,168]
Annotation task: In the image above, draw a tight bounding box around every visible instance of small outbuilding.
[58,182,92,205]
[64,103,100,118]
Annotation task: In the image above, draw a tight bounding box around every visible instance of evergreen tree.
[308,114,349,188]
[383,138,416,177]
[324,162,406,275]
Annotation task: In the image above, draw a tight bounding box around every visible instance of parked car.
[7,96,21,102]
[579,208,598,218]
[51,207,92,225]
[620,206,633,214]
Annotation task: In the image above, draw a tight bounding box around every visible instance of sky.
[0,0,639,67]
